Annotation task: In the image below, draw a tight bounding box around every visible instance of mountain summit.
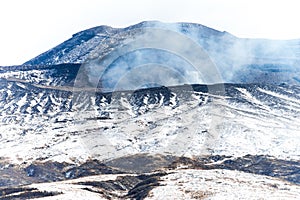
[23,21,300,85]
[24,21,229,66]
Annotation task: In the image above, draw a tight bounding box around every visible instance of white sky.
[0,0,300,66]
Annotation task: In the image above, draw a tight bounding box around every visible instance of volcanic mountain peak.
[23,21,234,66]
[22,21,300,86]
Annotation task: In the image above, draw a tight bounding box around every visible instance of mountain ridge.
[23,21,232,66]
[21,21,300,86]
[23,21,300,66]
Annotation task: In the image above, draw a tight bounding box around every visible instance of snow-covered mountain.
[1,74,300,161]
[23,21,230,66]
[23,21,300,85]
[0,21,300,199]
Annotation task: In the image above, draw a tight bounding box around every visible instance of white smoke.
[80,21,300,91]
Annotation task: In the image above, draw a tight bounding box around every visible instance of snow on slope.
[147,169,300,199]
[0,80,299,165]
[4,169,300,199]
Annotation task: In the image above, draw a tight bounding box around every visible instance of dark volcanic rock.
[0,187,61,200]
[0,159,123,188]
[77,172,166,199]
[169,155,300,185]
[105,154,176,173]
